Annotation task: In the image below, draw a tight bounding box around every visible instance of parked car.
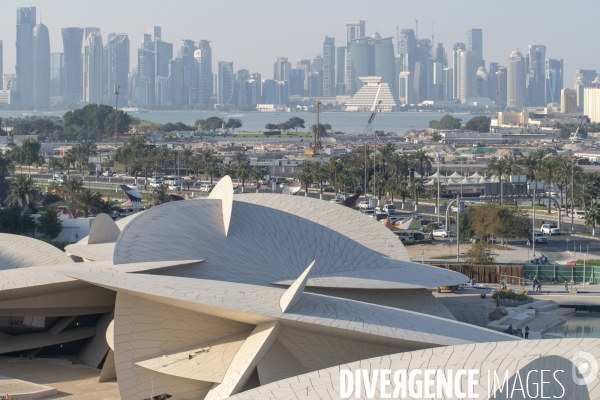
[373,213,389,221]
[330,198,343,204]
[169,184,182,191]
[413,232,425,240]
[102,171,113,177]
[540,224,561,235]
[360,209,375,216]
[357,201,371,209]
[199,183,213,192]
[432,229,451,238]
[233,188,239,194]
[382,204,397,214]
[567,210,586,219]
[532,232,548,244]
[470,236,496,244]
[149,181,163,188]
[394,231,414,242]
[48,178,63,184]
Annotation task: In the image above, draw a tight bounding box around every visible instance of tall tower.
[61,27,84,105]
[335,47,346,95]
[322,37,335,97]
[507,50,526,109]
[50,53,63,97]
[194,40,212,107]
[137,36,156,106]
[497,66,507,107]
[346,20,365,46]
[16,7,36,105]
[217,61,234,105]
[452,42,466,100]
[466,29,483,66]
[83,32,103,104]
[106,34,129,107]
[458,50,476,103]
[0,40,3,90]
[398,29,416,73]
[527,45,546,107]
[546,58,563,104]
[32,23,50,108]
[273,57,291,81]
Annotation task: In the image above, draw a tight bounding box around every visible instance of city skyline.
[1,0,599,82]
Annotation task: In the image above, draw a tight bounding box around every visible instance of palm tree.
[97,199,121,215]
[62,151,76,176]
[237,164,249,189]
[250,166,265,192]
[327,156,342,193]
[389,153,409,184]
[408,178,425,206]
[0,156,14,182]
[205,159,221,184]
[411,149,432,176]
[427,181,446,199]
[519,153,539,182]
[337,169,353,196]
[369,172,386,200]
[377,142,395,176]
[398,180,409,209]
[297,161,314,197]
[487,157,521,205]
[6,175,37,212]
[539,157,556,214]
[61,177,84,201]
[150,186,171,206]
[585,199,600,236]
[68,189,103,218]
[384,179,399,203]
[554,156,573,211]
[313,163,329,198]
[575,172,600,210]
[48,156,62,174]
[197,148,215,181]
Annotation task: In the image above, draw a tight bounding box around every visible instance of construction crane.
[314,99,322,154]
[363,100,383,195]
[570,115,589,143]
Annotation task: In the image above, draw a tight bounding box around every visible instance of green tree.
[265,123,279,131]
[431,132,443,143]
[288,117,306,132]
[0,205,36,234]
[313,163,329,197]
[408,178,424,205]
[585,199,600,236]
[464,241,496,265]
[68,189,103,218]
[428,115,462,130]
[250,166,266,192]
[225,118,243,132]
[97,199,121,215]
[411,149,432,176]
[37,207,63,240]
[311,123,332,135]
[150,186,171,206]
[61,177,84,201]
[297,161,314,197]
[464,116,491,133]
[0,156,15,181]
[6,175,38,213]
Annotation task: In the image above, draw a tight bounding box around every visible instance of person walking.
[532,277,537,292]
[508,324,514,335]
[525,325,530,339]
[537,280,542,292]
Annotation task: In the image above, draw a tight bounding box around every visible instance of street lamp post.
[114,85,120,151]
[527,240,531,261]
[436,156,440,223]
[584,253,588,286]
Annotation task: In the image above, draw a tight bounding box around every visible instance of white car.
[101,171,113,177]
[149,181,163,188]
[540,224,561,235]
[199,184,213,192]
[330,198,343,204]
[382,204,397,214]
[432,229,451,238]
[357,201,371,209]
[532,232,548,244]
[394,231,414,242]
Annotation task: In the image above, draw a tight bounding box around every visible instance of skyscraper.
[180,40,197,105]
[497,66,508,107]
[561,88,577,113]
[322,37,336,97]
[574,69,597,112]
[546,59,563,104]
[137,34,155,105]
[273,57,291,81]
[195,40,212,107]
[168,58,182,106]
[0,40,3,90]
[50,53,63,97]
[61,27,84,105]
[217,61,234,105]
[527,45,546,107]
[16,7,36,105]
[458,50,477,103]
[106,34,129,107]
[296,59,311,93]
[488,62,499,103]
[442,68,453,101]
[452,43,466,100]
[155,40,173,79]
[335,47,346,95]
[288,69,305,96]
[346,34,395,96]
[346,20,365,46]
[32,23,50,108]
[466,29,483,66]
[507,50,526,109]
[83,32,103,104]
[398,29,417,73]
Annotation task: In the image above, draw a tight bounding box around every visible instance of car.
[567,210,586,219]
[330,198,343,204]
[360,209,375,216]
[470,236,496,244]
[149,181,163,188]
[48,178,63,184]
[102,171,113,177]
[233,188,239,194]
[432,229,451,238]
[394,231,414,242]
[372,213,389,221]
[169,185,182,191]
[382,204,397,214]
[53,172,65,179]
[388,217,400,225]
[413,232,425,240]
[199,183,213,192]
[540,224,561,235]
[412,214,425,221]
[532,232,548,244]
[357,201,371,209]
[450,204,467,213]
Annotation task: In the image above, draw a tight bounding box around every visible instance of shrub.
[488,308,507,321]
[464,240,496,265]
[491,289,528,301]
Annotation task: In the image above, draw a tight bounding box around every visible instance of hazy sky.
[2,0,600,82]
